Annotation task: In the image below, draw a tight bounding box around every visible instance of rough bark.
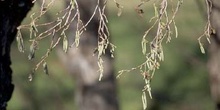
[208,0,220,109]
[0,1,33,110]
[57,0,119,110]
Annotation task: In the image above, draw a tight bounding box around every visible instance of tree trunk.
[0,1,33,110]
[57,0,119,110]
[208,0,220,109]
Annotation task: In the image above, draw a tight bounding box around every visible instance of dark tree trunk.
[208,0,220,110]
[57,0,119,110]
[0,1,33,110]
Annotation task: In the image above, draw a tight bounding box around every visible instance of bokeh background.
[8,0,214,110]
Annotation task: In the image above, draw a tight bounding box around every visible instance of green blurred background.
[8,0,214,110]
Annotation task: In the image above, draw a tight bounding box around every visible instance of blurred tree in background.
[55,0,119,110]
[208,0,220,109]
[1,0,220,110]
